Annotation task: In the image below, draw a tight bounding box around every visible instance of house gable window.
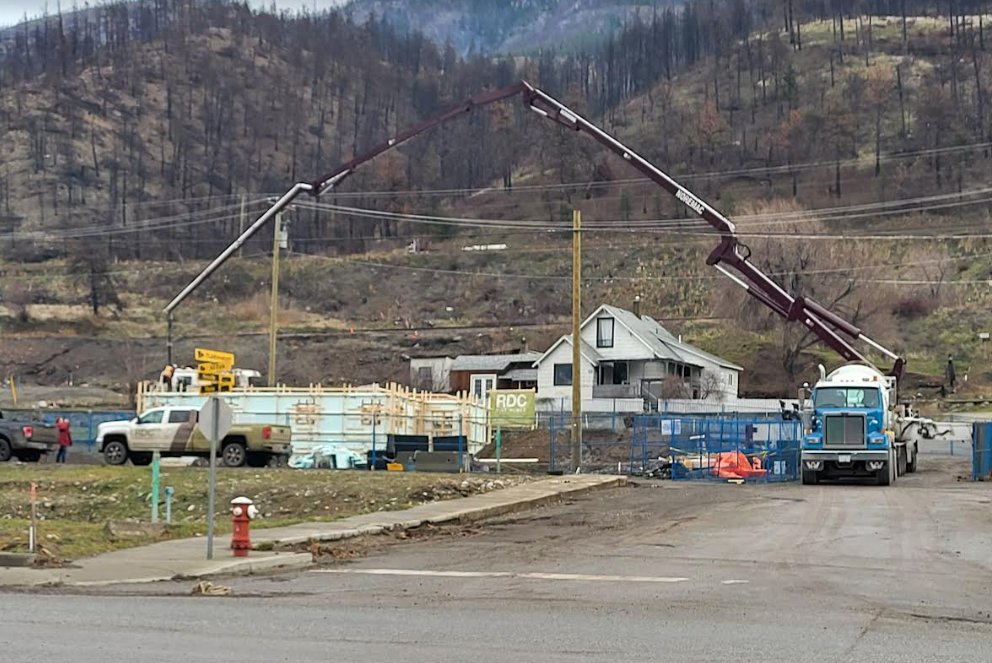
[417,366,433,388]
[596,318,615,348]
[553,363,573,386]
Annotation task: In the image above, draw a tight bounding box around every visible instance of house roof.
[450,352,542,372]
[533,335,603,367]
[535,304,742,372]
[503,368,538,382]
[597,304,743,371]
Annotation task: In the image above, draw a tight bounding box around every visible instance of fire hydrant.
[230,496,258,557]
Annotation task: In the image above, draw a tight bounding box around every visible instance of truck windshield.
[813,387,880,409]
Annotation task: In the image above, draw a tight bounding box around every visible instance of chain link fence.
[546,413,801,481]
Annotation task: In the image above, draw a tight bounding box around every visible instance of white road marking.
[721,580,750,585]
[312,569,690,583]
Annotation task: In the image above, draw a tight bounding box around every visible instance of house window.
[596,318,614,348]
[417,366,433,389]
[471,374,497,400]
[554,363,573,386]
[601,361,630,385]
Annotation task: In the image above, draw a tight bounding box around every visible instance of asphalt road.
[3,454,991,662]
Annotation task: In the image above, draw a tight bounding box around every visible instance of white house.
[534,304,742,412]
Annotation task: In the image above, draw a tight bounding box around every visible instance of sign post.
[151,451,160,523]
[198,396,234,560]
[496,427,502,474]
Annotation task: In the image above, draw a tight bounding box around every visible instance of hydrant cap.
[231,496,253,506]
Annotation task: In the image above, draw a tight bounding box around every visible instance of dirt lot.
[0,464,528,560]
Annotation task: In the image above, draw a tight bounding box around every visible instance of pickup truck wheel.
[222,441,247,467]
[104,440,129,466]
[0,437,11,462]
[16,450,42,463]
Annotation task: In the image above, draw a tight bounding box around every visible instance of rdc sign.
[489,389,536,429]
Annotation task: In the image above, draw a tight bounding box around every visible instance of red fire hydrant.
[230,496,257,557]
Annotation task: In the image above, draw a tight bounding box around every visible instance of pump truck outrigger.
[163,80,925,485]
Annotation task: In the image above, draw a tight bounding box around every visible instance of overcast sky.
[0,1,350,29]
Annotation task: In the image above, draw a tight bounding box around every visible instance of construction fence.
[3,408,135,451]
[547,413,802,482]
[973,423,992,481]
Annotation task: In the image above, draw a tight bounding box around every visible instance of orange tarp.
[709,451,768,480]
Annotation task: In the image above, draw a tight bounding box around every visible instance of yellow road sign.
[199,377,234,394]
[194,348,234,369]
[197,370,235,385]
[197,362,232,375]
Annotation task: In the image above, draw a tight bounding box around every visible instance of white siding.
[581,315,653,360]
[409,357,453,392]
[641,361,667,380]
[536,340,595,401]
[699,366,740,401]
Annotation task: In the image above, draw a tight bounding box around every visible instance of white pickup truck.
[96,405,292,467]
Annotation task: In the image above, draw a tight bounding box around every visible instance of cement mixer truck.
[799,363,940,485]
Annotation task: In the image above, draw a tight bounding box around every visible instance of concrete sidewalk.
[0,475,624,588]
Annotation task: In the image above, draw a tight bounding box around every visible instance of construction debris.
[191,580,231,596]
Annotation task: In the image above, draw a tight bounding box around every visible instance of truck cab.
[801,364,900,485]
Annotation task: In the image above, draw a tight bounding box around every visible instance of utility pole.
[571,209,582,473]
[166,311,174,366]
[267,212,284,387]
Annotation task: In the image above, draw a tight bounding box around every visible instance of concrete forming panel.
[139,383,488,456]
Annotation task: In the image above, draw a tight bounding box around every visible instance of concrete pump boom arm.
[165,80,905,381]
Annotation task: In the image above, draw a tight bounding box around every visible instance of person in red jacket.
[56,417,72,464]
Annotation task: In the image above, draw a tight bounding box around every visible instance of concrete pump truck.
[162,80,933,486]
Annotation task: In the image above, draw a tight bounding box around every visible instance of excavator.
[164,80,930,483]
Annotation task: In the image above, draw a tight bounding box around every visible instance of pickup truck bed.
[0,412,60,462]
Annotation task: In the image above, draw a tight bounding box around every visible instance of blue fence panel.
[31,409,134,452]
[634,416,802,483]
[547,413,801,481]
[973,423,992,481]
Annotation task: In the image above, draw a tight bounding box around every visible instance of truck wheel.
[104,440,129,466]
[0,437,12,462]
[875,465,891,486]
[222,441,247,467]
[16,450,42,462]
[801,468,819,485]
[907,445,918,473]
[876,450,894,486]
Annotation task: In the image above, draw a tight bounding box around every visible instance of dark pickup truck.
[0,411,60,462]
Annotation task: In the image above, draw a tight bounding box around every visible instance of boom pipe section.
[165,80,904,380]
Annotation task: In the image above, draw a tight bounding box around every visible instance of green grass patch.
[0,465,526,559]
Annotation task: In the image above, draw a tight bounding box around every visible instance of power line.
[319,139,992,199]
